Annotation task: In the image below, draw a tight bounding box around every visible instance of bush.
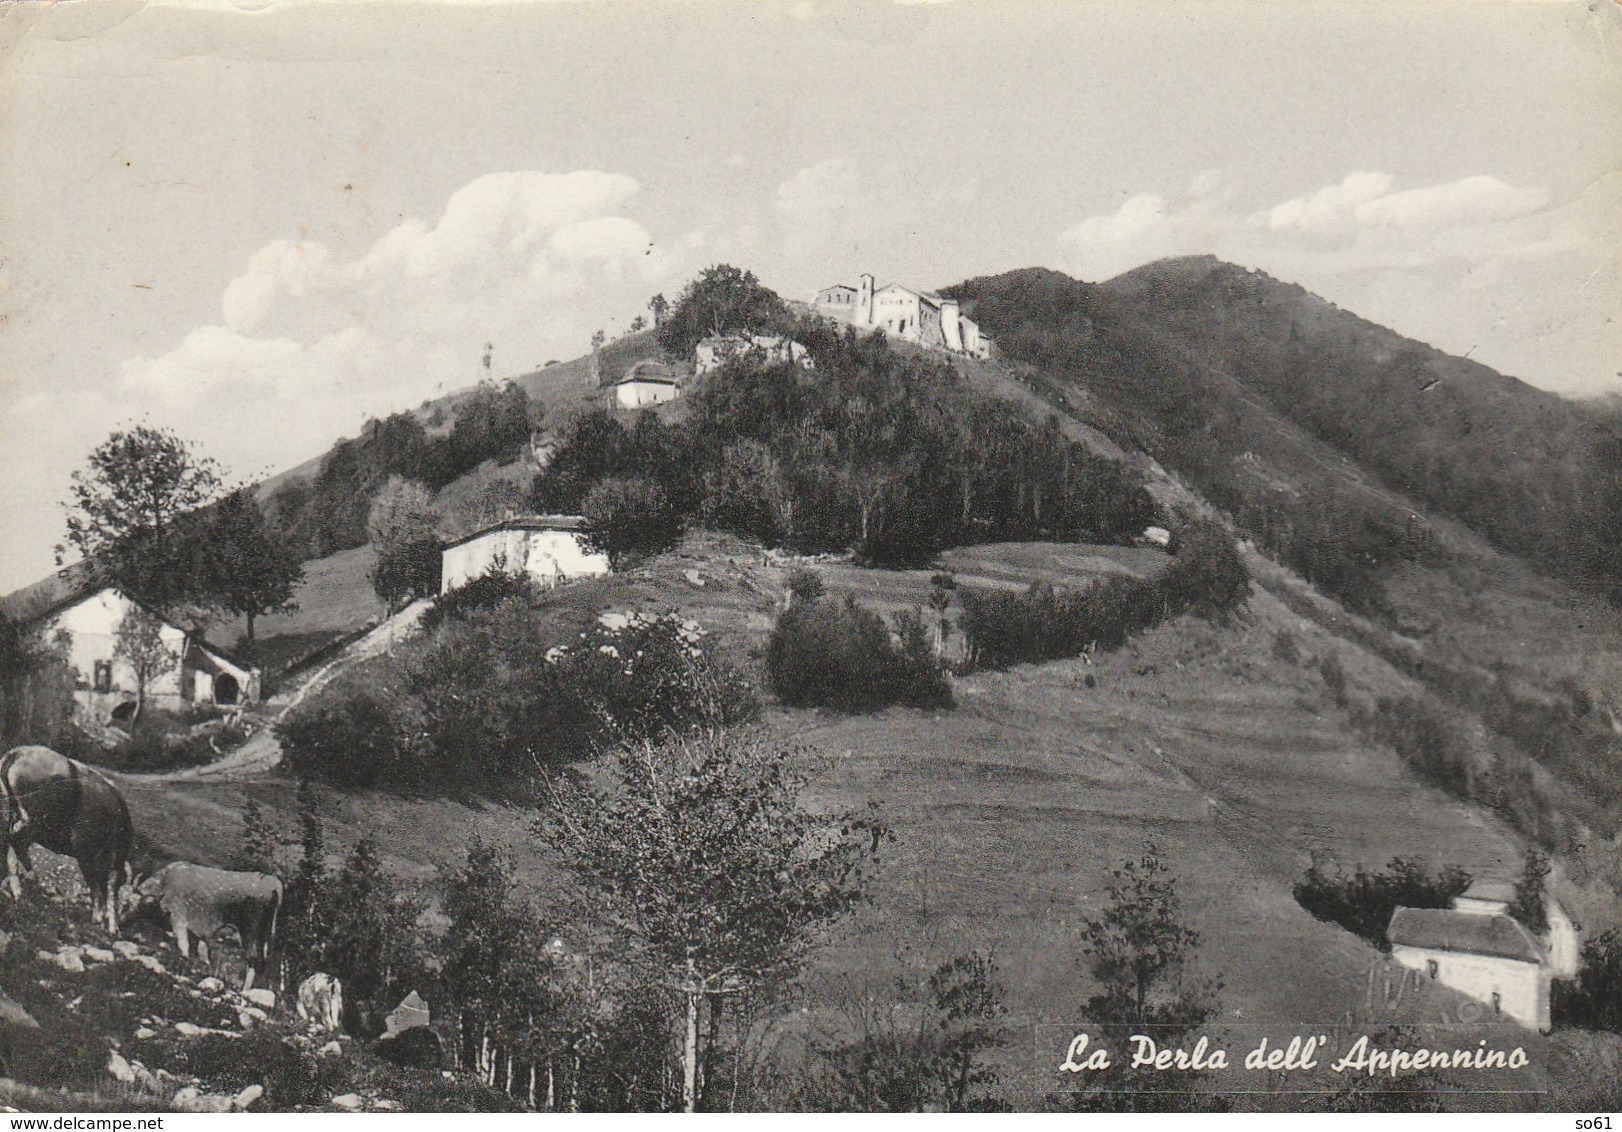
[277,672,423,789]
[581,475,684,568]
[1292,856,1472,948]
[420,567,544,631]
[767,595,953,713]
[958,523,1247,671]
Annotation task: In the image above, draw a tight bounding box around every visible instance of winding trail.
[132,599,431,784]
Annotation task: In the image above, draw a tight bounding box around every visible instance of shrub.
[1292,856,1472,948]
[276,671,422,789]
[420,567,544,631]
[767,595,953,713]
[581,475,684,568]
[958,523,1248,671]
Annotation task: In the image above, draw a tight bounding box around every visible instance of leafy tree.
[580,476,683,568]
[539,729,885,1112]
[367,476,441,610]
[629,315,647,333]
[1568,928,1622,1033]
[0,619,77,750]
[113,605,178,724]
[655,265,788,358]
[315,837,426,1028]
[1510,848,1551,934]
[1080,843,1215,1029]
[61,424,224,608]
[802,951,1008,1112]
[648,293,669,327]
[203,489,305,644]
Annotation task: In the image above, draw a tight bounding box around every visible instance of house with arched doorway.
[1,576,261,723]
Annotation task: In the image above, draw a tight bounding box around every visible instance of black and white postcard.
[1,0,1619,1118]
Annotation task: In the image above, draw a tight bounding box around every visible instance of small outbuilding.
[439,515,611,594]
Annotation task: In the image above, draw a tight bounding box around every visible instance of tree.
[1080,843,1215,1029]
[61,425,224,608]
[1510,847,1551,934]
[655,265,788,359]
[238,796,281,874]
[629,315,647,333]
[539,729,884,1112]
[367,476,441,611]
[648,293,669,327]
[113,605,178,724]
[203,489,305,644]
[580,475,683,569]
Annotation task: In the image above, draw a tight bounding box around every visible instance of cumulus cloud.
[119,171,666,450]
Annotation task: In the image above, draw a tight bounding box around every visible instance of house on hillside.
[614,360,687,409]
[0,578,261,722]
[812,272,991,359]
[693,333,813,376]
[1387,879,1580,1031]
[439,515,611,594]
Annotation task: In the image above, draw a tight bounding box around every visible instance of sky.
[1,0,1619,592]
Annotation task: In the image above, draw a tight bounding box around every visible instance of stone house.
[812,273,991,359]
[2,578,260,722]
[439,515,611,594]
[1387,879,1581,1031]
[614,360,687,409]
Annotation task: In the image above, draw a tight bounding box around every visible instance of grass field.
[102,530,1621,1109]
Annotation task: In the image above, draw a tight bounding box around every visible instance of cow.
[1,745,134,934]
[135,862,282,992]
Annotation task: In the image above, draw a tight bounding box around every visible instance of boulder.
[133,1027,157,1040]
[318,1040,343,1056]
[81,946,115,964]
[37,948,84,974]
[172,1086,233,1114]
[233,1084,264,1110]
[110,941,140,959]
[197,977,225,993]
[330,1093,364,1111]
[383,990,430,1037]
[243,988,276,1010]
[106,1050,136,1083]
[0,992,38,1030]
[133,955,165,974]
[374,1025,443,1070]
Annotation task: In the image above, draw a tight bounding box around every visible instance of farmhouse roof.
[1387,907,1542,964]
[442,514,589,551]
[0,561,102,625]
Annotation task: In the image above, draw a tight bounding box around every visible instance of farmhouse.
[812,272,991,359]
[614,360,687,409]
[1387,880,1580,1032]
[693,333,813,376]
[0,577,260,721]
[439,515,610,594]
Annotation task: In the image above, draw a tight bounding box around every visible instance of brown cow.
[136,861,283,991]
[1,746,134,933]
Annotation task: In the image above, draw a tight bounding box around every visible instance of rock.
[106,1050,136,1083]
[374,1100,401,1112]
[50,951,85,974]
[172,1086,233,1114]
[198,977,225,993]
[134,1027,157,1040]
[374,1025,443,1070]
[383,990,430,1037]
[233,1084,264,1110]
[331,1093,364,1111]
[684,568,706,587]
[111,941,140,959]
[0,992,39,1030]
[297,973,343,1031]
[81,946,115,964]
[130,1061,162,1094]
[319,1040,343,1057]
[243,988,276,1009]
[133,955,165,974]
[175,1022,207,1037]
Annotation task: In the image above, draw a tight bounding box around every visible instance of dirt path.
[131,599,431,784]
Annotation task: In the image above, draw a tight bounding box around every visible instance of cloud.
[1255,171,1546,238]
[120,170,664,430]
